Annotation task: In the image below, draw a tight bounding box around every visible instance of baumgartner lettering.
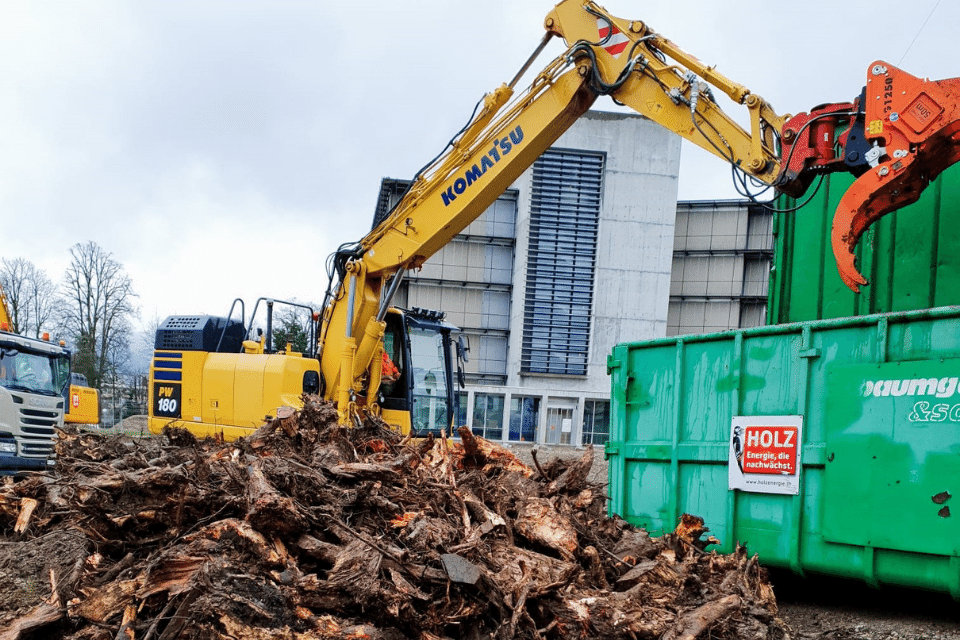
[862,377,959,399]
[909,401,960,422]
[441,126,524,206]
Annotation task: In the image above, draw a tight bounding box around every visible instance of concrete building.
[375,111,770,449]
[669,200,772,335]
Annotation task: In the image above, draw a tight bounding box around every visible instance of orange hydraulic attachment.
[834,64,960,291]
[778,62,960,292]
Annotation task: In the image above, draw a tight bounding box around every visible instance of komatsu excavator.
[149,0,960,438]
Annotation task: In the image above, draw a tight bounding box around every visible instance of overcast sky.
[2,0,955,332]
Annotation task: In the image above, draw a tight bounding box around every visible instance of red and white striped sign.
[597,19,629,58]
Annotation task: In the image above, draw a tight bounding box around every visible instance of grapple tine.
[832,157,922,293]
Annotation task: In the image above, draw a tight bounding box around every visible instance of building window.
[472,393,504,441]
[508,396,539,442]
[582,400,610,445]
[521,148,604,375]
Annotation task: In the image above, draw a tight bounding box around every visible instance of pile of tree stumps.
[0,396,791,640]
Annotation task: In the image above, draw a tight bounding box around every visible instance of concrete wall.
[506,110,682,395]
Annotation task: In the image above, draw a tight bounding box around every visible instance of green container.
[769,164,960,324]
[606,307,960,596]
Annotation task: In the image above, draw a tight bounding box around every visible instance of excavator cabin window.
[380,315,407,405]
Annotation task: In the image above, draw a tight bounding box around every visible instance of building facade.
[669,200,772,335]
[375,111,770,448]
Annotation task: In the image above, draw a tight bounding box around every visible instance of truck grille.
[22,425,56,436]
[15,406,60,459]
[19,408,59,427]
[20,440,55,457]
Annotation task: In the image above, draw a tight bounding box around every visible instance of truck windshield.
[0,346,71,396]
[409,327,451,436]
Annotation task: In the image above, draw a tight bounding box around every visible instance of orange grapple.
[776,62,960,292]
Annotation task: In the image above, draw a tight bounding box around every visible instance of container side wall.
[770,164,960,323]
[608,308,960,597]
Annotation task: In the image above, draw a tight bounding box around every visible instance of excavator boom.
[319,0,960,422]
[320,0,799,420]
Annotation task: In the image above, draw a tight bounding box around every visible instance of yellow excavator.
[65,373,100,428]
[149,0,960,439]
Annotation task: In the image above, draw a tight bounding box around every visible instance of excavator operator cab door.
[379,308,460,437]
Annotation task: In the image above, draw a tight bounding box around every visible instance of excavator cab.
[378,308,462,437]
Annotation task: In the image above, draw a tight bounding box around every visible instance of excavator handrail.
[215,298,246,353]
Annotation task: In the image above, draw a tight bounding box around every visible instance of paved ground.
[506,442,609,486]
[773,570,960,639]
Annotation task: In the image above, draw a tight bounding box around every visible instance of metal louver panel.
[521,148,604,375]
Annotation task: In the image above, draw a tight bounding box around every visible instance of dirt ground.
[772,571,960,639]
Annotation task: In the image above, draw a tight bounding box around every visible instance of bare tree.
[25,265,57,338]
[0,257,58,337]
[62,242,138,389]
[0,258,28,332]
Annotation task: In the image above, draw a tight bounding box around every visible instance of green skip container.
[606,307,960,596]
[769,163,960,324]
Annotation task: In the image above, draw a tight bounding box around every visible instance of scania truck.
[0,285,70,473]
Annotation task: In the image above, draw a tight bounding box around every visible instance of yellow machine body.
[379,408,411,437]
[64,383,100,426]
[148,349,320,440]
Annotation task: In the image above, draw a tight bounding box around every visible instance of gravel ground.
[771,571,960,639]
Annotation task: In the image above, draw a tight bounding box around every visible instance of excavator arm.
[319,0,960,421]
[318,45,600,416]
[318,0,794,420]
